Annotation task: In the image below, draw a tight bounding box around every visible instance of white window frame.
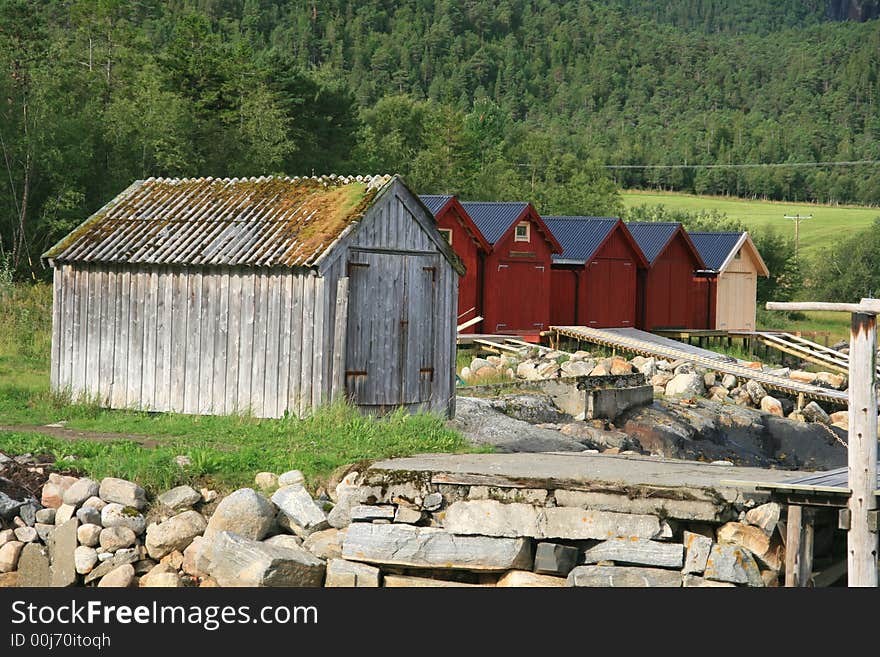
[514,222,530,242]
[439,228,453,245]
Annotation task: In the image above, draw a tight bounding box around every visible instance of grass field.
[622,190,880,261]
[0,282,476,494]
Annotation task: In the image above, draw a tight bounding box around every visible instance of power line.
[600,159,880,170]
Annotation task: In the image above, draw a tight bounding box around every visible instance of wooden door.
[344,250,437,406]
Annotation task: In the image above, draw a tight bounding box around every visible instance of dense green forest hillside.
[1,0,879,277]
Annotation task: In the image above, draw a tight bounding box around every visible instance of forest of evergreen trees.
[1,0,879,280]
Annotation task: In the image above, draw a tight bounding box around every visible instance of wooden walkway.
[550,326,848,405]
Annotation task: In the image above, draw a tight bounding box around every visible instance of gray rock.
[77,524,102,548]
[0,492,23,519]
[0,541,24,572]
[721,374,738,390]
[271,485,327,534]
[683,574,736,587]
[278,470,306,487]
[16,543,50,586]
[488,394,569,424]
[350,505,396,522]
[14,526,37,543]
[208,531,325,587]
[82,496,106,511]
[100,503,146,535]
[99,478,147,510]
[665,372,705,398]
[74,546,98,575]
[204,488,276,541]
[263,535,303,550]
[157,485,201,511]
[422,492,443,511]
[342,523,533,571]
[443,500,540,537]
[35,508,56,525]
[18,502,39,527]
[140,563,181,588]
[704,544,763,586]
[802,401,830,424]
[34,523,54,542]
[0,529,13,546]
[83,550,139,584]
[393,506,423,524]
[62,478,100,507]
[582,538,684,569]
[145,510,207,559]
[745,502,781,536]
[533,542,579,577]
[327,493,357,529]
[182,536,210,578]
[302,528,345,560]
[97,563,135,588]
[48,518,79,587]
[325,558,380,587]
[54,503,77,526]
[76,506,101,526]
[682,531,713,575]
[567,565,682,587]
[99,526,137,552]
[745,380,766,405]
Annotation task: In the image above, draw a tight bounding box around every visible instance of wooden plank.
[154,267,172,411]
[72,266,87,397]
[812,558,848,587]
[311,276,326,409]
[199,270,216,415]
[83,267,99,399]
[169,269,187,413]
[276,273,293,417]
[50,267,61,391]
[263,271,282,418]
[784,505,814,587]
[299,275,315,417]
[288,275,304,417]
[847,311,878,586]
[250,271,268,418]
[58,265,74,392]
[126,268,145,409]
[213,269,230,416]
[94,269,109,405]
[111,270,130,409]
[141,267,158,410]
[237,273,255,415]
[183,271,202,414]
[331,277,350,402]
[224,271,242,415]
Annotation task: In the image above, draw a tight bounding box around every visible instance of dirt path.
[0,424,161,448]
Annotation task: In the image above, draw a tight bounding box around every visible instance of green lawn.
[0,282,476,495]
[622,190,880,260]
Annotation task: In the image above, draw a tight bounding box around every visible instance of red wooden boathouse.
[543,217,648,328]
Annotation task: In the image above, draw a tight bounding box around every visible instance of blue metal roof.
[624,222,681,265]
[459,201,529,244]
[688,232,745,271]
[419,195,453,215]
[543,216,619,263]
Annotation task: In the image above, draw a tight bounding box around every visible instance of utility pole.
[767,298,880,587]
[784,214,812,261]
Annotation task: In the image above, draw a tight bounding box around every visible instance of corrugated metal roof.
[689,232,746,271]
[419,195,453,215]
[43,175,393,268]
[624,222,681,265]
[459,201,529,244]
[543,216,619,263]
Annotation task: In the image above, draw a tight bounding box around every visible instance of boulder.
[721,374,738,389]
[35,508,56,525]
[393,506,423,524]
[0,529,13,547]
[204,488,276,541]
[41,474,79,509]
[18,502,38,527]
[82,496,106,511]
[760,396,784,416]
[182,536,210,578]
[76,507,101,526]
[745,380,766,405]
[609,358,633,375]
[77,523,102,548]
[634,357,657,378]
[342,523,533,571]
[744,502,781,536]
[145,510,207,559]
[665,372,705,398]
[0,541,24,573]
[48,518,79,587]
[815,372,846,389]
[54,504,77,526]
[533,542,579,577]
[83,549,139,584]
[682,531,712,575]
[561,359,592,377]
[278,470,306,487]
[99,526,137,552]
[62,478,100,508]
[263,535,303,550]
[208,531,325,587]
[97,563,135,588]
[271,485,328,535]
[35,524,54,542]
[303,528,346,560]
[74,546,98,575]
[324,558,381,587]
[582,538,684,569]
[682,574,736,587]
[567,565,682,587]
[704,544,763,586]
[16,543,50,586]
[157,486,201,511]
[100,504,146,535]
[140,563,181,588]
[14,526,38,543]
[789,370,817,384]
[717,522,782,571]
[99,478,147,510]
[802,401,830,424]
[254,472,279,490]
[830,411,848,429]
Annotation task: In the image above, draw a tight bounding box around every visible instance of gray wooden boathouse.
[42,174,463,418]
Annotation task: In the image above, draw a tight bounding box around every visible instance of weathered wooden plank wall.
[52,264,328,419]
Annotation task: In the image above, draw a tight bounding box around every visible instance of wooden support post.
[785,505,814,587]
[847,312,878,587]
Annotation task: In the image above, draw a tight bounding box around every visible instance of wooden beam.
[847,311,879,587]
[767,299,880,315]
[457,315,483,332]
[784,505,815,587]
